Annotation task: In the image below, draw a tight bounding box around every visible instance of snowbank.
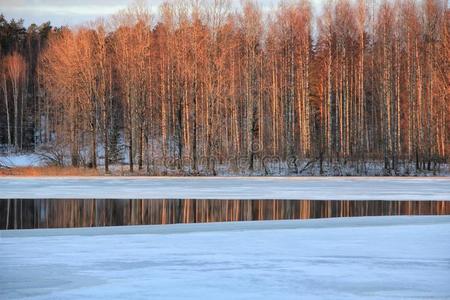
[0,154,43,168]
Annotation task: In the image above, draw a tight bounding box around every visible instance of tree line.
[0,0,448,175]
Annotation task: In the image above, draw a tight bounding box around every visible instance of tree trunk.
[3,77,11,147]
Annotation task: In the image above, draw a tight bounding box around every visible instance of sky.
[0,0,310,27]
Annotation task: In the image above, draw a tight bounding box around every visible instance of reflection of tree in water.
[1,199,449,230]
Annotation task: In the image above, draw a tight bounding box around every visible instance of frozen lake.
[0,177,449,200]
[1,216,450,299]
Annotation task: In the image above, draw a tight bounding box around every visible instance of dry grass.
[0,166,101,176]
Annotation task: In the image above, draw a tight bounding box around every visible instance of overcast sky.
[0,0,319,27]
[2,0,139,26]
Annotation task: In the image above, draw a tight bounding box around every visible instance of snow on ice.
[0,177,449,200]
[1,216,450,300]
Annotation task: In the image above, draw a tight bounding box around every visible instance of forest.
[0,0,448,175]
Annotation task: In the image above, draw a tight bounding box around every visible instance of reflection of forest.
[1,199,449,230]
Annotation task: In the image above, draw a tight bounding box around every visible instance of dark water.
[1,199,449,230]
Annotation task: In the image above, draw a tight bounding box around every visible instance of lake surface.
[1,177,449,200]
[2,217,450,299]
[1,199,449,229]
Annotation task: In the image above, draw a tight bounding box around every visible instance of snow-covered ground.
[1,216,449,299]
[0,154,43,168]
[0,177,449,200]
[1,151,449,176]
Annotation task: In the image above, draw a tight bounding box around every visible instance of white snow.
[1,216,450,299]
[0,177,449,200]
[0,154,43,168]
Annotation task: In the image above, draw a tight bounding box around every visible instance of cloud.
[0,0,321,27]
[1,0,131,25]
